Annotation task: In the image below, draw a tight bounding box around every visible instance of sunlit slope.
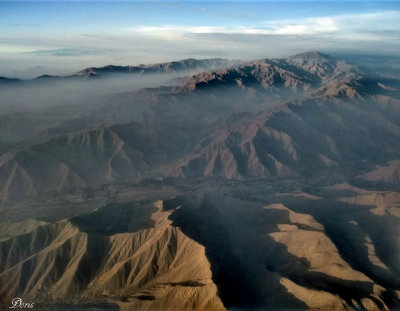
[164,193,400,310]
[0,201,226,311]
[1,191,399,310]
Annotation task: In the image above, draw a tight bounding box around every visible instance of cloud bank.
[1,9,399,77]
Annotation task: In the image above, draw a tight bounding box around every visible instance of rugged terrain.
[0,52,399,310]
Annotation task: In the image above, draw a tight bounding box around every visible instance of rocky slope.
[0,120,200,201]
[0,201,225,311]
[1,52,400,201]
[175,95,400,180]
[360,160,400,185]
[165,192,400,310]
[1,191,399,310]
[1,52,400,310]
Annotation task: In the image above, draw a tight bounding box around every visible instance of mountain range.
[0,52,399,310]
[0,52,399,201]
[0,58,234,84]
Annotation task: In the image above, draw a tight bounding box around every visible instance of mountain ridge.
[0,58,236,83]
[1,51,400,311]
[0,51,399,202]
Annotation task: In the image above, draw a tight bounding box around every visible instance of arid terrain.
[0,52,399,310]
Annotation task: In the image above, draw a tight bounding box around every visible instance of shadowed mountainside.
[1,191,398,310]
[1,52,400,202]
[0,201,225,311]
[0,52,400,311]
[164,192,400,310]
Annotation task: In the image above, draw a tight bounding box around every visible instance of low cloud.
[1,10,399,77]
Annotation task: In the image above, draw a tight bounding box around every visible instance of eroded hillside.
[0,52,399,310]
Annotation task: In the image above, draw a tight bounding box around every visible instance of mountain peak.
[284,51,344,79]
[74,58,233,78]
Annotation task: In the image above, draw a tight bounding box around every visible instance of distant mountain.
[1,52,400,201]
[0,121,197,201]
[0,58,235,85]
[284,52,351,78]
[173,59,316,93]
[1,52,400,311]
[174,95,400,180]
[6,65,49,79]
[0,77,19,85]
[171,53,400,180]
[174,52,363,95]
[75,58,235,78]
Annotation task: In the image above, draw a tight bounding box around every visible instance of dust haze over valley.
[0,50,399,311]
[0,58,235,153]
[1,1,400,310]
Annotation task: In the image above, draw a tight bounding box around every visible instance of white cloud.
[272,17,339,35]
[124,10,400,40]
[1,10,399,76]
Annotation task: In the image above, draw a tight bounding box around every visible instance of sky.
[0,0,400,78]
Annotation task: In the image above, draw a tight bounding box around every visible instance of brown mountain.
[1,52,400,201]
[0,121,197,201]
[1,52,400,311]
[175,94,400,180]
[1,192,398,310]
[0,201,225,311]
